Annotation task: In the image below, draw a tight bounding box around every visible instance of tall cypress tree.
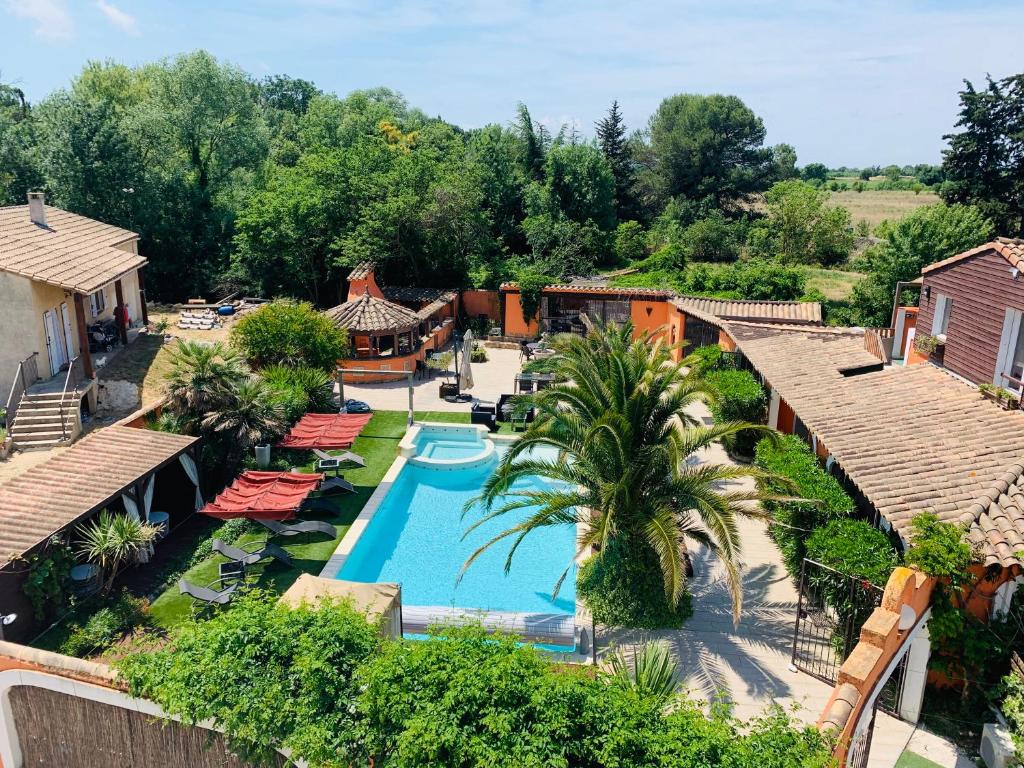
[596,100,638,222]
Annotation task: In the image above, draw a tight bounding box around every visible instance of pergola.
[325,290,422,359]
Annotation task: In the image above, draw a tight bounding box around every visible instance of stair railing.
[58,356,86,442]
[3,352,39,436]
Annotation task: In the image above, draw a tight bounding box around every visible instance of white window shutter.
[931,295,947,335]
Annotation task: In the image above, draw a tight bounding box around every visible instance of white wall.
[0,273,39,402]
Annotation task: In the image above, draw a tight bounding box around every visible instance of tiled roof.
[499,282,672,298]
[382,285,456,303]
[921,238,1024,275]
[347,262,376,280]
[0,426,198,564]
[325,291,421,333]
[729,323,1024,566]
[0,205,145,294]
[673,296,822,325]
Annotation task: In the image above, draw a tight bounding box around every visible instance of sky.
[2,0,1022,167]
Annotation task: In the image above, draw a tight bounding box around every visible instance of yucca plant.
[76,510,159,593]
[609,641,679,708]
[464,321,780,622]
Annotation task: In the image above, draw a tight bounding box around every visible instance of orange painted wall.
[502,291,540,339]
[719,329,737,352]
[896,307,918,359]
[668,307,686,361]
[777,398,796,434]
[347,272,384,301]
[462,289,501,322]
[339,350,421,383]
[630,299,670,341]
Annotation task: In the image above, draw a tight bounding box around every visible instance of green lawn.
[149,409,472,628]
[893,751,945,768]
[803,266,866,301]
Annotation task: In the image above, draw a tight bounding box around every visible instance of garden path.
[596,399,969,768]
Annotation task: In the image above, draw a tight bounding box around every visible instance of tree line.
[1,51,1021,312]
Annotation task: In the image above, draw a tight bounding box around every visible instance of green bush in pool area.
[578,536,693,629]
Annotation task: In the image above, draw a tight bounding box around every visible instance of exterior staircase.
[7,391,83,451]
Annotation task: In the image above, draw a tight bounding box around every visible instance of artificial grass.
[149,410,472,628]
[893,752,945,768]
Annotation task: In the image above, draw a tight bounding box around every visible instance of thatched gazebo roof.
[325,290,421,334]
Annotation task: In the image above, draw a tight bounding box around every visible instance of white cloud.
[95,0,139,35]
[4,0,74,41]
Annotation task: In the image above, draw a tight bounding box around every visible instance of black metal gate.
[791,558,908,719]
[791,558,883,682]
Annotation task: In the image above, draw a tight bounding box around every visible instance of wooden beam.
[72,293,94,379]
[114,279,128,344]
[137,267,149,325]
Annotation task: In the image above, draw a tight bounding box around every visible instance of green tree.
[542,142,616,230]
[850,203,993,325]
[464,322,775,622]
[749,180,854,265]
[648,93,772,208]
[800,162,828,185]
[942,74,1024,236]
[771,143,799,182]
[164,340,248,429]
[231,300,348,371]
[614,220,647,264]
[596,100,640,220]
[0,83,41,204]
[201,377,288,471]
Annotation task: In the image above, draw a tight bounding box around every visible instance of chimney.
[27,192,47,227]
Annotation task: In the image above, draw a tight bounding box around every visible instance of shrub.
[515,269,556,323]
[231,299,348,371]
[60,591,149,657]
[21,536,74,620]
[703,369,767,458]
[470,342,488,363]
[1000,674,1024,763]
[755,435,855,577]
[681,212,742,262]
[806,519,898,586]
[687,344,721,374]
[577,536,693,629]
[261,364,335,422]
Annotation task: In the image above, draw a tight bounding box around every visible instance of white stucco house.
[0,193,149,449]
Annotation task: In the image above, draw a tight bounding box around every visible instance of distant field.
[803,267,865,301]
[829,188,940,229]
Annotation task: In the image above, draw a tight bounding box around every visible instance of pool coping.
[318,421,594,664]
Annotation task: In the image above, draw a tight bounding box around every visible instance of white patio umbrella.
[459,329,475,392]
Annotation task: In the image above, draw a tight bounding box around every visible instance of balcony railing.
[863,328,895,364]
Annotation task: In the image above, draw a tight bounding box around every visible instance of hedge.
[704,369,767,459]
[806,519,899,587]
[755,434,855,578]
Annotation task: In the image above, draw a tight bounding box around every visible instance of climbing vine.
[516,271,554,324]
[21,536,75,620]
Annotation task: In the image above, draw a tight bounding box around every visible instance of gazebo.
[326,290,422,360]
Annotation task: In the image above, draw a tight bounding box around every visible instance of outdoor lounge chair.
[178,577,242,611]
[256,518,336,538]
[312,448,366,468]
[212,538,293,568]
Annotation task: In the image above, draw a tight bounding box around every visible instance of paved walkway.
[597,400,967,768]
[338,345,524,413]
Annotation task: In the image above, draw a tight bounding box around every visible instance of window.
[89,289,106,318]
[931,293,952,337]
[996,308,1024,389]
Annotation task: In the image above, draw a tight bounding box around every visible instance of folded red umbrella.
[277,413,373,450]
[201,471,325,520]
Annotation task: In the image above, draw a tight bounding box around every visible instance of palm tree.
[165,340,248,429]
[77,510,159,593]
[201,376,287,471]
[463,321,776,621]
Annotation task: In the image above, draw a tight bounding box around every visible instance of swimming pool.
[331,424,577,646]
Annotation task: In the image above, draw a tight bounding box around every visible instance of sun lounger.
[255,518,336,538]
[212,538,293,567]
[178,577,242,611]
[312,448,366,468]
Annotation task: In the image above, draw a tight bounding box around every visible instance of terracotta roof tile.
[325,291,421,334]
[673,295,822,325]
[347,262,376,280]
[499,282,672,298]
[0,426,198,564]
[728,323,1024,567]
[0,205,145,294]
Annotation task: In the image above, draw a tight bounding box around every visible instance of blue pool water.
[413,427,488,461]
[338,438,576,617]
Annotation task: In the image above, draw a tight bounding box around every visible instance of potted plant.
[76,510,160,594]
[913,333,940,359]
